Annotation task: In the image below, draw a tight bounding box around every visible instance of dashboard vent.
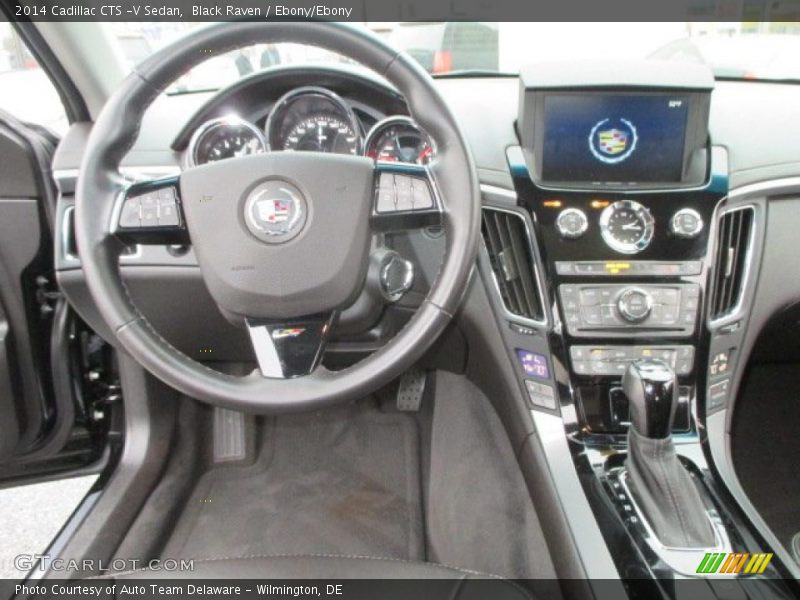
[481,207,544,322]
[710,206,755,320]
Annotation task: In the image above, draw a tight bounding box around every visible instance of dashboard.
[48,59,800,586]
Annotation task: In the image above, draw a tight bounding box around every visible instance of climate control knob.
[556,208,588,239]
[670,208,703,238]
[616,288,653,323]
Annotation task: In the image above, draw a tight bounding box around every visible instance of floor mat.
[732,363,800,552]
[161,402,424,561]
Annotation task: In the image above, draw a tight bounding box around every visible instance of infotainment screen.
[541,94,690,184]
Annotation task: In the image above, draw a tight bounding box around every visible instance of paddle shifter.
[623,359,715,548]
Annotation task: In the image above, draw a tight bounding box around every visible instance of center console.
[479,60,792,590]
[508,61,726,438]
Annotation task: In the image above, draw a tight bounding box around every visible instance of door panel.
[0,110,110,482]
[0,114,53,461]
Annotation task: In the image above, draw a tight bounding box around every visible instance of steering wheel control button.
[616,288,653,323]
[119,196,141,228]
[394,175,413,211]
[670,208,704,238]
[375,173,434,213]
[243,180,307,244]
[120,186,184,230]
[158,202,180,226]
[556,208,588,239]
[411,178,433,209]
[156,188,180,226]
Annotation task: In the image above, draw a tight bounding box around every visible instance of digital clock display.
[516,349,550,380]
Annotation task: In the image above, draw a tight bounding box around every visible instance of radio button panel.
[560,283,700,337]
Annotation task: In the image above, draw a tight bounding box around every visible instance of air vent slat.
[481,208,544,323]
[710,207,754,321]
[722,211,744,312]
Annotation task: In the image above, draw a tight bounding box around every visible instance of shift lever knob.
[622,359,677,439]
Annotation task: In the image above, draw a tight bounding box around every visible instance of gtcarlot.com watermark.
[12,554,195,573]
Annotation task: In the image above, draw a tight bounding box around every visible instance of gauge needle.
[318,122,325,146]
[621,223,642,231]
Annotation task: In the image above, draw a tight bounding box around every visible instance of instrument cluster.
[185,86,433,168]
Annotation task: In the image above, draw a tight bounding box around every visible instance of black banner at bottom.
[3,578,798,600]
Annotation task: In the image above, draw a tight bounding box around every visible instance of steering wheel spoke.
[246,313,336,379]
[370,162,443,232]
[113,175,189,245]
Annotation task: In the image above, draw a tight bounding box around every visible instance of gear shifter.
[623,359,715,548]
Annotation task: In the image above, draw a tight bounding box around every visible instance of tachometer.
[364,116,434,165]
[186,116,266,167]
[266,87,362,155]
[283,114,358,154]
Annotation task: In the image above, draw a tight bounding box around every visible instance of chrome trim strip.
[729,176,800,199]
[531,410,623,580]
[481,204,549,329]
[479,183,517,200]
[61,205,78,261]
[62,204,141,262]
[707,204,757,330]
[246,321,285,378]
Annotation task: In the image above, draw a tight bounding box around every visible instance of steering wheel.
[75,22,479,414]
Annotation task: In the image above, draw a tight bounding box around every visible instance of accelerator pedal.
[397,368,427,412]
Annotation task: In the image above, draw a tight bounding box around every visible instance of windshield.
[107,22,800,92]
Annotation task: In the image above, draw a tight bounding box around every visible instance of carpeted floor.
[732,363,800,554]
[161,401,425,561]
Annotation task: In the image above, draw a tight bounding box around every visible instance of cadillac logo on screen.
[243,180,308,244]
[588,117,638,164]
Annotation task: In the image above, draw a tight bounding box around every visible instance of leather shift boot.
[626,427,715,548]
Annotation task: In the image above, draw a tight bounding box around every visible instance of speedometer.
[283,114,358,154]
[186,116,266,167]
[364,116,434,165]
[266,87,362,155]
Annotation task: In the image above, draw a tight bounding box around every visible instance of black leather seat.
[109,554,533,599]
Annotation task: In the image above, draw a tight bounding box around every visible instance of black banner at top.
[3,0,800,22]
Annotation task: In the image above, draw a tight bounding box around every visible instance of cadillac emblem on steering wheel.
[243,180,308,244]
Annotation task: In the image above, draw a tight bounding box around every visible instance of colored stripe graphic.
[696,552,773,575]
[696,553,713,573]
[757,553,772,573]
[733,553,750,573]
[710,553,726,573]
[720,553,736,573]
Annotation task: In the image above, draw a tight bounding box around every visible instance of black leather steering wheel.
[75,22,479,414]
